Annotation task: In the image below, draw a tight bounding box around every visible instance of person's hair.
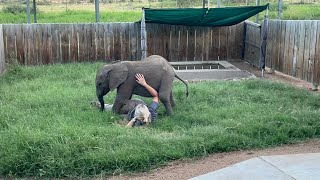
[133,104,151,123]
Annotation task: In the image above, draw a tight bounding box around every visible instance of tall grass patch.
[0,63,319,178]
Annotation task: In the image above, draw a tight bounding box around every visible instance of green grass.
[0,10,141,24]
[0,2,320,24]
[0,63,320,178]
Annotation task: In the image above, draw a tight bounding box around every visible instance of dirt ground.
[108,61,320,180]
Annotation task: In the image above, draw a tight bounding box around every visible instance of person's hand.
[135,73,147,87]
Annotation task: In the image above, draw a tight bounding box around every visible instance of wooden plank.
[286,21,295,76]
[0,25,5,74]
[194,27,203,61]
[274,20,281,71]
[4,25,16,63]
[146,23,153,60]
[14,24,25,65]
[95,23,105,61]
[227,25,236,60]
[136,23,142,60]
[110,23,121,61]
[219,27,228,60]
[59,24,69,64]
[210,27,219,60]
[234,22,244,59]
[303,21,312,82]
[314,21,320,85]
[292,21,300,78]
[296,21,305,79]
[128,23,135,61]
[69,24,78,63]
[162,25,170,60]
[204,27,210,61]
[177,25,186,61]
[265,20,273,68]
[105,23,112,62]
[187,26,195,61]
[278,21,286,73]
[170,25,179,61]
[308,21,317,83]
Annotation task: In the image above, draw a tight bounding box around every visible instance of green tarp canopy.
[144,4,269,27]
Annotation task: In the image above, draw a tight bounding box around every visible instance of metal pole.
[33,0,37,23]
[26,0,31,23]
[66,0,68,12]
[255,0,261,23]
[260,6,269,78]
[217,0,221,8]
[95,0,100,23]
[141,8,147,60]
[202,0,205,8]
[278,0,283,19]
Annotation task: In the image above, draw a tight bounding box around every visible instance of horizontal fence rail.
[0,25,5,74]
[2,22,244,66]
[266,20,320,85]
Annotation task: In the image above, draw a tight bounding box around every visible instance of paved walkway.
[190,153,320,180]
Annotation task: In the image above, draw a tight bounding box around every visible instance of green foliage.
[0,63,319,178]
[2,3,26,14]
[2,3,38,15]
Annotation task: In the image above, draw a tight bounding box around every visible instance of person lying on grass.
[91,73,159,127]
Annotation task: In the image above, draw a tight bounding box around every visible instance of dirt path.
[109,139,320,180]
[108,62,320,180]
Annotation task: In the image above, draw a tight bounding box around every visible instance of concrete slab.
[189,157,293,180]
[175,70,255,81]
[189,153,320,180]
[260,153,320,180]
[170,61,256,81]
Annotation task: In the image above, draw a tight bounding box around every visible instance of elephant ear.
[109,63,128,91]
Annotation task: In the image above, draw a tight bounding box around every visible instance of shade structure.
[143,4,269,27]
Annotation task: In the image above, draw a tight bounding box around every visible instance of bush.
[2,3,38,15]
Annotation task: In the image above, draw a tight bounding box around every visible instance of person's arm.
[135,73,159,103]
[126,118,136,127]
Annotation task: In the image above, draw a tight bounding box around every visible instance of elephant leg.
[170,91,176,108]
[113,86,133,114]
[159,79,174,115]
[118,99,145,115]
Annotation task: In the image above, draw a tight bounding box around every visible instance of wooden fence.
[0,25,5,74]
[244,20,320,85]
[2,22,244,66]
[243,21,262,67]
[266,20,320,85]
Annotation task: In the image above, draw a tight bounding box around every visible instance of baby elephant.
[95,55,188,115]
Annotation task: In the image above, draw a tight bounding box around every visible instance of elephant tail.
[174,74,189,97]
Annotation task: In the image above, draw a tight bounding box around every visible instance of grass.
[0,62,320,178]
[0,2,320,24]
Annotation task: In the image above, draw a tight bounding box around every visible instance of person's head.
[133,104,151,124]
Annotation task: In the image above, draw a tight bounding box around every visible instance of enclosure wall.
[0,25,5,74]
[2,22,244,65]
[266,20,320,85]
[244,20,320,85]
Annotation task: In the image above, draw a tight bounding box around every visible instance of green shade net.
[144,4,269,27]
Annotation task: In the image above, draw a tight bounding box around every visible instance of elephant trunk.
[97,91,105,111]
[98,96,105,111]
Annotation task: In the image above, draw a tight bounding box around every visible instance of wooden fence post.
[141,8,147,60]
[278,0,282,19]
[0,25,5,74]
